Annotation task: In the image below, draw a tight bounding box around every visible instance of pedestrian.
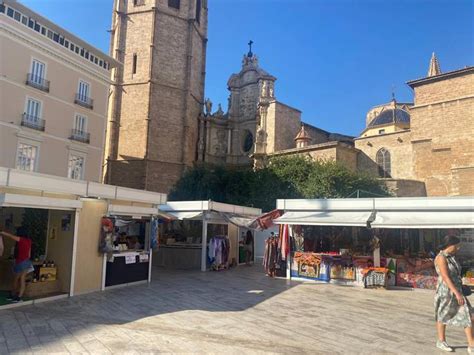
[434,235,473,353]
[0,227,33,303]
[245,230,253,266]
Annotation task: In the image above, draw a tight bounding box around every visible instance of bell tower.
[105,0,208,193]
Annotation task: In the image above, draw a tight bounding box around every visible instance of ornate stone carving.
[204,98,212,116]
[214,129,227,157]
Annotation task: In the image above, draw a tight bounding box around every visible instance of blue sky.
[20,0,473,136]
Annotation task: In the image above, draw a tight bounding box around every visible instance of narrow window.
[7,7,14,17]
[21,16,28,25]
[41,26,46,35]
[64,39,70,48]
[196,0,201,24]
[132,53,137,74]
[0,4,5,13]
[376,148,391,178]
[14,10,21,21]
[168,0,180,9]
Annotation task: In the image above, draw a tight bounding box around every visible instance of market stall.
[157,201,262,271]
[0,191,82,306]
[100,204,159,289]
[272,197,474,290]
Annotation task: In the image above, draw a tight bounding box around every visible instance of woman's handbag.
[462,285,472,297]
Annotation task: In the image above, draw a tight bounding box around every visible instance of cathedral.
[104,0,474,197]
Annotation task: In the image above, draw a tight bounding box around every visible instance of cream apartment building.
[0,0,119,182]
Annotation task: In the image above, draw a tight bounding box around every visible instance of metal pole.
[201,213,208,272]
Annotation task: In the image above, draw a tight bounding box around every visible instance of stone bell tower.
[105,0,208,193]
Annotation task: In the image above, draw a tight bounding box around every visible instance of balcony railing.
[74,94,94,109]
[21,113,45,131]
[26,74,50,92]
[70,129,90,144]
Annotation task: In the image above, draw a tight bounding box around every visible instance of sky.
[19,0,473,136]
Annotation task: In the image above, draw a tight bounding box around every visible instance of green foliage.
[169,156,390,211]
[21,208,48,259]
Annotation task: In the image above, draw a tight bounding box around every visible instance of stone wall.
[410,71,474,196]
[266,101,301,153]
[355,130,413,179]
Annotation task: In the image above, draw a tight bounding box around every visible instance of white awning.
[0,193,82,210]
[371,211,474,229]
[274,211,373,227]
[217,212,258,229]
[108,204,157,218]
[165,211,204,220]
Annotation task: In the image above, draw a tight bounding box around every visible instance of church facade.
[197,46,353,169]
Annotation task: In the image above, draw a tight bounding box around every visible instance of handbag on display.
[462,285,472,297]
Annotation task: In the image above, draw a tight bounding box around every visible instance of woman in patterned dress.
[434,235,473,353]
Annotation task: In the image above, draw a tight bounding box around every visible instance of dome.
[368,108,410,128]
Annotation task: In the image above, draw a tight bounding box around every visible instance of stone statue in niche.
[256,126,266,144]
[214,129,227,157]
[261,81,268,97]
[268,82,274,98]
[204,98,212,116]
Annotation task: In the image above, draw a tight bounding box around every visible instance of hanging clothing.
[263,236,279,276]
[208,236,230,270]
[150,217,159,250]
[0,235,4,257]
[280,224,290,261]
[434,251,473,328]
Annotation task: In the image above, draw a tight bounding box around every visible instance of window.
[78,80,90,100]
[7,7,14,17]
[378,129,385,135]
[68,155,85,180]
[21,16,28,25]
[196,0,201,23]
[132,54,137,74]
[133,0,145,6]
[242,130,254,153]
[80,48,85,57]
[74,114,87,133]
[30,59,46,83]
[75,46,80,54]
[14,10,21,21]
[16,143,39,172]
[25,98,41,121]
[47,29,53,40]
[64,39,69,48]
[85,51,89,59]
[53,33,60,42]
[28,18,34,28]
[168,0,180,9]
[0,4,5,13]
[41,26,46,35]
[376,148,391,178]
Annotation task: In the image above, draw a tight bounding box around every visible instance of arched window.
[376,148,391,178]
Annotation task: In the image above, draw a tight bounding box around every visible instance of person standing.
[434,235,473,352]
[244,230,254,266]
[0,227,33,303]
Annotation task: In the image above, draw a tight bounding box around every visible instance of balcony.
[70,129,90,144]
[74,94,94,110]
[21,113,45,131]
[26,74,50,92]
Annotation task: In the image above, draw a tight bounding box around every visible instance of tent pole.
[201,213,208,272]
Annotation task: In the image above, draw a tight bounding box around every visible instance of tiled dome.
[368,108,410,127]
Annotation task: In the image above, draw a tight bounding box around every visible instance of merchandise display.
[208,235,230,270]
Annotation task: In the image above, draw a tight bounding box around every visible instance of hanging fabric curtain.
[150,216,159,250]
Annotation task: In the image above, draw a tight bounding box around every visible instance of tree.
[169,156,390,211]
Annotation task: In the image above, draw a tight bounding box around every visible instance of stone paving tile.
[0,266,472,354]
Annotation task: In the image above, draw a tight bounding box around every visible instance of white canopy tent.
[276,196,474,229]
[159,201,262,271]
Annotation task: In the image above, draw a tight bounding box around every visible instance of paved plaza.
[0,266,472,354]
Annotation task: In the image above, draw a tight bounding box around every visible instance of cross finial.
[391,85,396,102]
[248,40,254,57]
